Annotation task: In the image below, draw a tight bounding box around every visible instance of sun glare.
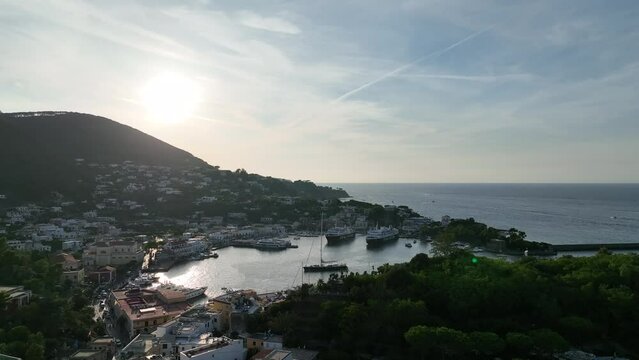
[140,72,201,124]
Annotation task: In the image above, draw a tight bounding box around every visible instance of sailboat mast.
[320,212,323,263]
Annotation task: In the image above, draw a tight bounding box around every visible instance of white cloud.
[236,10,301,34]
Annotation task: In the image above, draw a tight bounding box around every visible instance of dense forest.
[248,251,639,359]
[0,238,97,359]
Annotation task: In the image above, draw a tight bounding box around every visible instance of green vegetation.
[248,251,639,359]
[0,111,347,207]
[0,238,96,359]
[424,217,555,255]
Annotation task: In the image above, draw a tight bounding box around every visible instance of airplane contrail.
[335,26,494,102]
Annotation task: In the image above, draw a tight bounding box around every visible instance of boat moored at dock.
[366,226,399,246]
[325,226,356,244]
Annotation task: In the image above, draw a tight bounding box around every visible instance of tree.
[432,231,457,257]
[469,331,505,356]
[558,316,597,342]
[505,332,533,356]
[405,326,470,359]
[528,329,569,354]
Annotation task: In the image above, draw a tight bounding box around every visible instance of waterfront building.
[82,240,144,267]
[401,217,433,233]
[110,288,190,338]
[164,237,206,259]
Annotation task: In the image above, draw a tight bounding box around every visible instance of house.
[6,240,26,251]
[0,286,32,309]
[208,289,260,331]
[246,332,284,352]
[486,239,506,253]
[51,253,85,284]
[86,266,117,284]
[89,337,116,359]
[118,334,157,359]
[251,349,319,360]
[179,337,245,360]
[152,307,222,358]
[68,349,106,360]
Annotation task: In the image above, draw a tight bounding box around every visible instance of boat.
[293,236,300,240]
[157,282,207,300]
[325,226,356,244]
[413,239,417,244]
[452,241,471,250]
[366,226,399,245]
[304,213,348,273]
[405,242,413,248]
[254,238,291,250]
[212,252,219,258]
[130,272,158,287]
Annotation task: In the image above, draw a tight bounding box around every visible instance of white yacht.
[157,282,207,300]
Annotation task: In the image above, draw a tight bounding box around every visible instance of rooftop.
[70,349,103,359]
[112,289,188,321]
[182,337,233,357]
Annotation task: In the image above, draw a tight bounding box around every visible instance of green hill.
[0,111,347,205]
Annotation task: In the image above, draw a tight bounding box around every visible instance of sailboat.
[303,213,348,273]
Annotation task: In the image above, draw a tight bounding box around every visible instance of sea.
[159,183,639,296]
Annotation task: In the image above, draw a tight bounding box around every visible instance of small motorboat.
[405,243,413,248]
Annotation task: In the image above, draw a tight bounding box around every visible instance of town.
[0,159,429,360]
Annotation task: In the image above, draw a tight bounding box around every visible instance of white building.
[165,238,206,259]
[179,337,245,360]
[83,240,144,267]
[153,307,222,358]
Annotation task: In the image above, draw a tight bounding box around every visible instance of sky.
[1,0,638,183]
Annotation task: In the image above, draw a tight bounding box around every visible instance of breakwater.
[553,242,639,252]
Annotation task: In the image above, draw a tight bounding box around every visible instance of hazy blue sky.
[1,1,638,182]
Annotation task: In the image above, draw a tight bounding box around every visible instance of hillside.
[0,111,347,206]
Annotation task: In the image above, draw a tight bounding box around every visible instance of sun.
[140,72,201,124]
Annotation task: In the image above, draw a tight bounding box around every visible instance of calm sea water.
[332,183,639,245]
[160,183,639,295]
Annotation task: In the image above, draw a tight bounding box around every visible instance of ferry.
[325,226,356,244]
[254,238,291,250]
[366,226,399,245]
